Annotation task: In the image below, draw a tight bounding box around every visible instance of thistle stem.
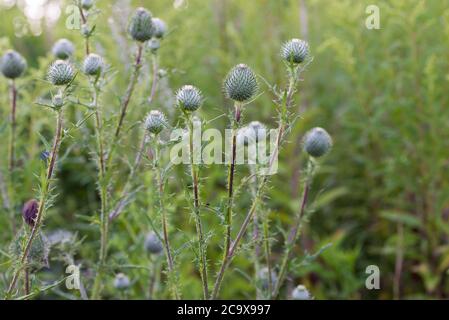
[152,136,179,299]
[9,80,17,173]
[6,109,63,298]
[212,67,299,299]
[187,115,209,299]
[272,164,312,299]
[106,43,144,170]
[148,53,159,104]
[91,81,109,300]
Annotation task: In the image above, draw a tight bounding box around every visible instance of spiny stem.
[112,43,143,143]
[6,109,63,298]
[152,136,179,299]
[9,80,17,173]
[187,114,209,299]
[272,165,312,299]
[78,1,89,55]
[212,67,299,299]
[148,53,159,104]
[91,80,109,300]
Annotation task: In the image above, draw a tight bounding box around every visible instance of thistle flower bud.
[129,7,154,42]
[81,24,90,38]
[22,199,39,227]
[81,0,94,10]
[291,285,312,300]
[1,50,27,79]
[176,85,203,112]
[258,267,277,290]
[149,39,160,53]
[114,273,130,290]
[281,38,309,64]
[52,39,75,60]
[237,121,266,146]
[303,127,332,158]
[47,60,75,86]
[83,53,103,76]
[152,17,167,39]
[144,110,167,134]
[224,64,258,102]
[144,232,163,254]
[52,93,64,108]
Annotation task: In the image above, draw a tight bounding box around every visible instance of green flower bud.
[149,39,160,53]
[81,0,94,10]
[281,38,309,64]
[52,93,64,109]
[52,39,75,60]
[1,50,27,79]
[114,273,130,290]
[128,7,154,42]
[152,17,167,39]
[81,24,90,38]
[47,60,75,86]
[303,127,332,158]
[291,285,312,300]
[83,53,103,76]
[224,64,258,102]
[144,232,163,254]
[144,110,167,134]
[176,85,203,112]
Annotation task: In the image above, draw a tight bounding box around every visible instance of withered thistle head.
[22,199,39,227]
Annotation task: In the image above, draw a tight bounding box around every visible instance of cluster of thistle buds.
[129,7,167,53]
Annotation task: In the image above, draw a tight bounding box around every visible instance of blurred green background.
[1,0,449,299]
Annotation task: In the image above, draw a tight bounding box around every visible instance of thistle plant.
[145,110,180,299]
[211,39,313,299]
[5,60,75,298]
[147,17,167,105]
[77,0,96,54]
[212,64,258,299]
[272,127,332,298]
[176,85,209,299]
[1,50,26,173]
[109,7,153,165]
[1,49,26,233]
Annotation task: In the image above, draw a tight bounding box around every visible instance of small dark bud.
[22,199,39,227]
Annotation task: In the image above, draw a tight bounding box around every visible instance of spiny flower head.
[224,64,258,102]
[152,17,167,39]
[281,38,309,64]
[83,53,104,76]
[52,39,75,60]
[0,50,27,79]
[144,110,167,134]
[303,127,332,158]
[81,0,94,10]
[129,7,154,42]
[114,273,130,290]
[291,285,312,300]
[47,60,75,86]
[144,232,163,254]
[22,199,39,227]
[176,85,203,112]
